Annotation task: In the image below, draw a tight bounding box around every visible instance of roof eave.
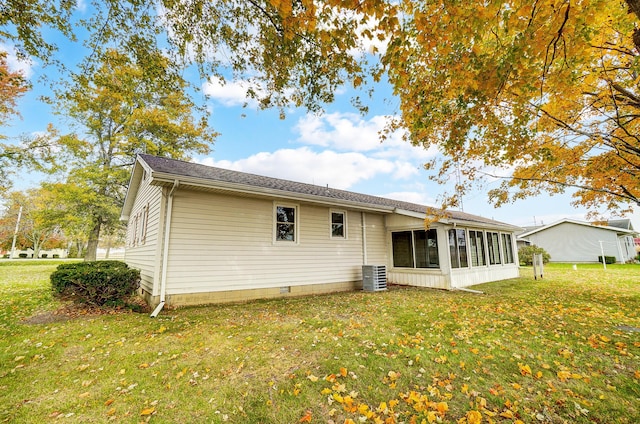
[149,172,397,214]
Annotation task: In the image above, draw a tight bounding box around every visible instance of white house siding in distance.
[526,221,622,263]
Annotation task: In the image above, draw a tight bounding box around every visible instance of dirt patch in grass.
[22,296,151,324]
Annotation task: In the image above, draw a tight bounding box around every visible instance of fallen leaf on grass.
[465,410,482,424]
[299,410,312,422]
[518,363,532,376]
[140,407,155,416]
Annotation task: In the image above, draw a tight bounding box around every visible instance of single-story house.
[517,218,637,263]
[121,154,520,311]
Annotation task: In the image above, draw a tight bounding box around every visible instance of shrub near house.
[518,245,551,266]
[50,261,140,306]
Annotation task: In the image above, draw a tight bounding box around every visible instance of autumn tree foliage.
[383,0,640,214]
[0,188,66,257]
[52,49,216,261]
[0,51,29,194]
[3,1,640,217]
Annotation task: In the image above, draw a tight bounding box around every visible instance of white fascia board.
[393,208,427,219]
[440,218,519,232]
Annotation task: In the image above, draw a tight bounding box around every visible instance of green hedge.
[598,255,616,264]
[50,261,140,306]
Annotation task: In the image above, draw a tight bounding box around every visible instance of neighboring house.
[121,154,520,309]
[5,248,68,259]
[517,218,637,263]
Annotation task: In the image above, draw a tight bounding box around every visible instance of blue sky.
[2,17,639,231]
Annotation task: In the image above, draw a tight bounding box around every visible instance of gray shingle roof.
[139,154,515,229]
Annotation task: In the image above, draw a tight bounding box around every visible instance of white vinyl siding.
[363,213,387,265]
[123,175,163,294]
[163,190,385,295]
[525,222,625,263]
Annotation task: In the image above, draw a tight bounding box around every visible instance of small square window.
[331,211,346,238]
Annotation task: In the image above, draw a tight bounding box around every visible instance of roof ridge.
[138,154,515,228]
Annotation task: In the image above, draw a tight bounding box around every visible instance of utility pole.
[9,205,23,259]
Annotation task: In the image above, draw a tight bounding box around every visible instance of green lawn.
[1,261,639,423]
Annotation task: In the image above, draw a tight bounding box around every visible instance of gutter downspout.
[150,180,179,318]
[361,212,368,265]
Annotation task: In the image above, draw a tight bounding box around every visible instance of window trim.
[448,228,469,269]
[391,229,439,269]
[487,231,502,265]
[501,233,514,264]
[468,230,486,267]
[330,209,347,239]
[273,202,299,244]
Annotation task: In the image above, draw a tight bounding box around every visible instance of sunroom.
[385,213,520,290]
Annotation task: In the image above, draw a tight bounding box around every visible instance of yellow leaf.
[500,409,514,418]
[557,370,572,382]
[106,407,116,416]
[104,399,114,406]
[78,392,90,398]
[427,410,437,423]
[307,374,319,382]
[466,410,482,424]
[340,367,348,377]
[518,363,531,376]
[140,407,155,416]
[176,368,187,379]
[437,401,449,415]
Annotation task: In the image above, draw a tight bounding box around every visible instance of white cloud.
[75,0,88,13]
[202,76,262,108]
[196,147,407,190]
[0,43,36,78]
[294,112,438,163]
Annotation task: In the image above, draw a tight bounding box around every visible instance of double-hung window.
[331,211,346,238]
[275,205,297,242]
